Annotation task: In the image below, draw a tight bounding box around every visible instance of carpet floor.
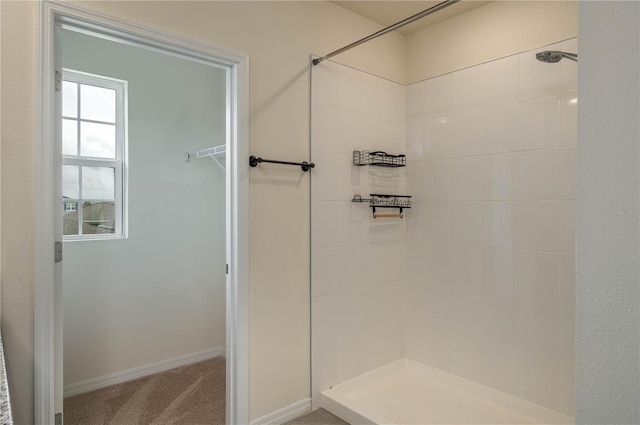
[64,357,226,425]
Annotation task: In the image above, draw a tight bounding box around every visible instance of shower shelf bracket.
[353,194,412,218]
[186,144,226,171]
[353,150,406,167]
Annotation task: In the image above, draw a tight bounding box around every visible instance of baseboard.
[250,398,312,425]
[64,346,225,398]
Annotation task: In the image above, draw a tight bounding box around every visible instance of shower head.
[536,51,578,63]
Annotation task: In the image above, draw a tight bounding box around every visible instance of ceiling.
[332,1,490,35]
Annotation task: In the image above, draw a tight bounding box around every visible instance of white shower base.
[321,359,573,425]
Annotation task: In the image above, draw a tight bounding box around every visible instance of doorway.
[35,2,249,424]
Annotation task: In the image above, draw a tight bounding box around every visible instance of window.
[62,70,127,239]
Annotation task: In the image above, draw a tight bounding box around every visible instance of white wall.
[405,39,577,417]
[310,62,406,406]
[406,1,578,83]
[61,30,226,385]
[576,2,640,424]
[0,2,406,422]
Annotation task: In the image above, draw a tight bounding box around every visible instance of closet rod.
[249,156,315,172]
[312,0,460,66]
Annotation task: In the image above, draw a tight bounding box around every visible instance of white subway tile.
[407,81,425,122]
[312,292,352,345]
[452,331,486,384]
[312,339,343,398]
[336,201,369,246]
[449,110,485,158]
[360,115,389,150]
[421,160,452,201]
[424,73,453,119]
[312,60,339,107]
[422,202,450,244]
[338,65,363,113]
[423,117,452,160]
[482,248,517,299]
[484,103,519,154]
[452,245,485,292]
[406,241,426,284]
[516,148,561,200]
[517,300,559,355]
[517,96,561,151]
[558,146,576,199]
[362,73,385,118]
[519,201,575,253]
[483,55,520,108]
[558,255,576,309]
[425,284,452,324]
[424,243,453,287]
[312,246,362,297]
[311,152,340,201]
[487,153,517,201]
[517,348,562,413]
[337,110,362,156]
[518,250,559,305]
[452,289,485,337]
[560,92,578,146]
[483,201,518,249]
[451,156,489,201]
[558,200,576,254]
[405,201,424,242]
[423,320,452,372]
[483,340,518,395]
[452,65,485,115]
[484,295,518,345]
[406,121,424,162]
[451,202,484,246]
[558,307,575,360]
[311,104,339,155]
[312,201,338,249]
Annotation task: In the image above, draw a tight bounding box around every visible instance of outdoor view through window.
[62,70,126,239]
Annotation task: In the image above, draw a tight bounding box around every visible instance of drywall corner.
[576,1,640,424]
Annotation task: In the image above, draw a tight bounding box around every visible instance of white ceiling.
[332,1,490,35]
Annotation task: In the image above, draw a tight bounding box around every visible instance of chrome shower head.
[536,51,578,63]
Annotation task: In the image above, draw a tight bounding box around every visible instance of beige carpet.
[64,357,226,425]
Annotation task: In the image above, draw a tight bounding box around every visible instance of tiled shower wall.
[311,61,406,406]
[311,38,576,417]
[404,39,577,417]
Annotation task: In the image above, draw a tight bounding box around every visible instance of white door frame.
[34,2,250,424]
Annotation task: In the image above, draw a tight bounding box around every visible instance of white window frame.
[62,69,128,240]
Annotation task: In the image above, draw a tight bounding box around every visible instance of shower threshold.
[321,359,574,425]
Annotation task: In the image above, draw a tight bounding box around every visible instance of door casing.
[35,2,250,423]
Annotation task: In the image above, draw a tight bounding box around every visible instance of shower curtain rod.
[312,0,460,66]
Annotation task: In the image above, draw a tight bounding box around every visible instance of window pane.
[82,166,115,199]
[63,202,79,235]
[80,84,116,123]
[63,165,79,199]
[62,81,78,118]
[63,119,78,156]
[80,122,116,158]
[82,201,115,234]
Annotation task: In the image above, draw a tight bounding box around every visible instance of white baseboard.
[64,346,225,398]
[250,398,312,425]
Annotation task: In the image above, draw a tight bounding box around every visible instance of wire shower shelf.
[353,150,406,167]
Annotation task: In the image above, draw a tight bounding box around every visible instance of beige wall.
[1,2,36,424]
[406,1,578,83]
[0,1,405,423]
